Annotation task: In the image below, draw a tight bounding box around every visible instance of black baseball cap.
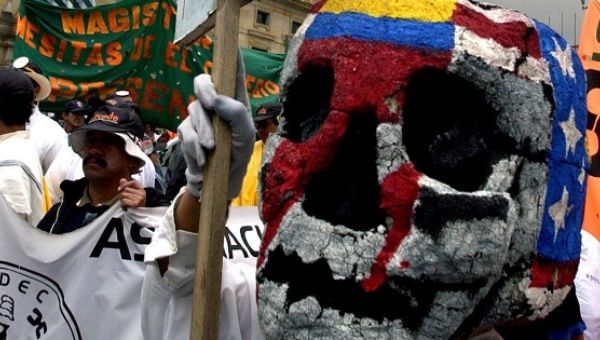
[74,104,144,140]
[64,99,89,115]
[254,102,282,122]
[0,68,34,98]
[69,104,147,172]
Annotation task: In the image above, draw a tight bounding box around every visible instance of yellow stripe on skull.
[320,0,458,23]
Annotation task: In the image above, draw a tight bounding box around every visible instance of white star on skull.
[579,167,586,186]
[559,109,582,156]
[549,188,572,243]
[550,38,576,78]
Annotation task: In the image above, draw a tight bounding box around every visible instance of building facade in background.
[0,0,316,65]
[239,0,316,54]
[0,0,16,65]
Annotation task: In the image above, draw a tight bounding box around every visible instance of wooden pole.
[190,0,242,339]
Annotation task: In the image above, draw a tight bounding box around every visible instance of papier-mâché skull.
[256,0,589,338]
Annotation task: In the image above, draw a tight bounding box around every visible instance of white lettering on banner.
[224,206,265,265]
[0,262,81,340]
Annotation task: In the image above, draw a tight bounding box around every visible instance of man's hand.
[118,178,146,208]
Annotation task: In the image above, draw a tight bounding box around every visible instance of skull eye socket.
[302,110,386,231]
[402,68,501,192]
[281,65,334,143]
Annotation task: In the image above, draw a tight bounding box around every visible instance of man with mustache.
[44,93,158,205]
[36,103,168,234]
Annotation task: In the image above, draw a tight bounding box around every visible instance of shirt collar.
[0,130,29,142]
[76,185,119,207]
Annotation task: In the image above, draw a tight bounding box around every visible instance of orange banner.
[579,0,600,242]
[579,0,600,70]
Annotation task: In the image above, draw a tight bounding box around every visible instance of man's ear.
[61,112,68,120]
[128,157,138,174]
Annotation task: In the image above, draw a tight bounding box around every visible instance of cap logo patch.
[90,112,119,124]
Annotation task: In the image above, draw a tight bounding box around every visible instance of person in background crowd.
[115,89,133,102]
[106,90,139,113]
[230,101,281,207]
[141,135,167,194]
[144,123,158,142]
[104,92,159,191]
[254,101,281,144]
[0,68,44,226]
[161,142,183,201]
[61,99,89,134]
[156,129,182,202]
[13,56,68,174]
[44,92,158,204]
[155,130,173,158]
[157,129,176,145]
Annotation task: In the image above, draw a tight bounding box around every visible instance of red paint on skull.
[297,38,453,124]
[256,1,588,336]
[452,5,542,59]
[360,163,421,292]
[530,257,579,289]
[258,111,350,268]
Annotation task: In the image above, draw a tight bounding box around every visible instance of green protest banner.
[13,0,284,130]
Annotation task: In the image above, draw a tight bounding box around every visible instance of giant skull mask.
[256,0,589,338]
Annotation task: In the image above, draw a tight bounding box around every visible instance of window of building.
[291,21,302,34]
[256,10,270,26]
[252,46,268,53]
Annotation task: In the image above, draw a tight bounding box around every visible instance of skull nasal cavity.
[402,68,499,192]
[303,112,386,232]
[283,65,334,143]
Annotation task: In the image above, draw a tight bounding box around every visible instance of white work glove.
[178,100,215,197]
[178,54,255,199]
